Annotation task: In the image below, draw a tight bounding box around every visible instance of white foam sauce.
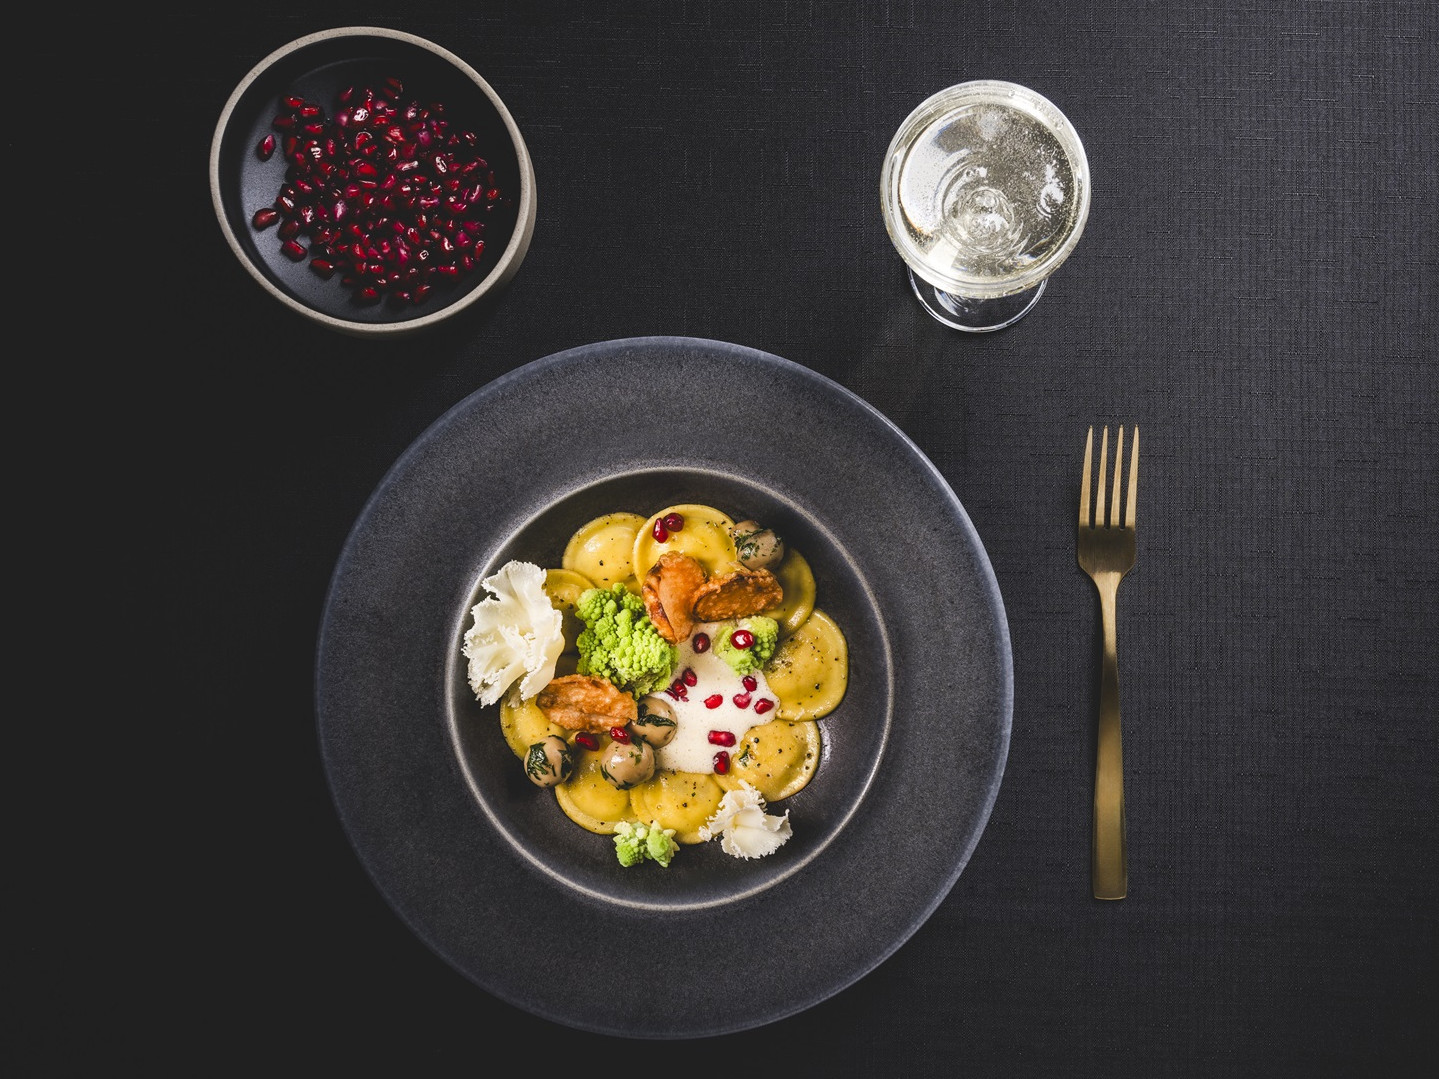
[646,622,775,773]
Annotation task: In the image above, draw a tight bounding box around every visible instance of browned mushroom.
[641,551,708,643]
[691,564,784,621]
[535,674,638,732]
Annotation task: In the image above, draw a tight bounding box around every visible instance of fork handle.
[1093,578,1128,899]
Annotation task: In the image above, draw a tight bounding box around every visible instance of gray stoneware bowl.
[315,337,1012,1036]
[210,26,536,338]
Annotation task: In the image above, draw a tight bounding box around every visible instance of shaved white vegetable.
[697,780,792,859]
[463,560,565,706]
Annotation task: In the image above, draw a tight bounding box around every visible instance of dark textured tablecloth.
[23,1,1435,1074]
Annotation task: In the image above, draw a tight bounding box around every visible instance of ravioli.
[628,769,727,844]
[764,609,848,720]
[563,512,646,589]
[499,685,567,760]
[555,744,638,834]
[632,504,738,578]
[715,719,822,802]
[760,547,816,635]
[543,567,595,654]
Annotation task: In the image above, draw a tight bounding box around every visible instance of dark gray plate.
[315,336,1012,1037]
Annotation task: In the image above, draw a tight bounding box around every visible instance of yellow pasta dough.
[761,547,816,635]
[562,512,646,589]
[498,685,567,760]
[543,567,595,653]
[554,747,638,834]
[627,769,727,844]
[764,609,848,720]
[715,719,822,801]
[631,504,737,578]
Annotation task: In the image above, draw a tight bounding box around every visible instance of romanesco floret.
[613,820,678,868]
[713,615,780,676]
[575,584,677,696]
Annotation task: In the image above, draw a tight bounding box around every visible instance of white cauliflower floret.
[462,560,565,706]
[698,781,792,859]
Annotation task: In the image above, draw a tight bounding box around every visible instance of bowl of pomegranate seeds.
[210,26,536,337]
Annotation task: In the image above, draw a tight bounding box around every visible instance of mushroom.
[641,551,707,643]
[524,735,575,788]
[728,520,786,570]
[690,564,783,620]
[600,737,656,790]
[536,673,638,731]
[632,697,678,748]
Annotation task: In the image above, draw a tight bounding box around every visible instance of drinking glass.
[880,80,1090,332]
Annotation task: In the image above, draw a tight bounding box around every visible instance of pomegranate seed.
[753,698,774,715]
[574,732,598,751]
[682,667,698,687]
[733,692,752,709]
[742,675,757,692]
[708,730,736,747]
[246,77,505,307]
[692,632,710,653]
[704,694,724,709]
[663,512,684,531]
[609,726,631,744]
[713,751,730,774]
[309,258,336,278]
[652,520,668,542]
[731,629,755,650]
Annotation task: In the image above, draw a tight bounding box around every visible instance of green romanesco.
[613,820,678,868]
[712,615,780,676]
[574,584,677,696]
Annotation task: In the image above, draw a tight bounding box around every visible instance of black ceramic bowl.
[209,26,536,337]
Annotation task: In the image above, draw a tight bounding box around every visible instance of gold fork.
[1078,425,1138,900]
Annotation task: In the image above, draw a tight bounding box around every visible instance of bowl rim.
[208,25,537,337]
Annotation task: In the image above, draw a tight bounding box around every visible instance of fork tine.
[1111,427,1125,528]
[1095,426,1109,528]
[1126,426,1139,529]
[1080,426,1094,527]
